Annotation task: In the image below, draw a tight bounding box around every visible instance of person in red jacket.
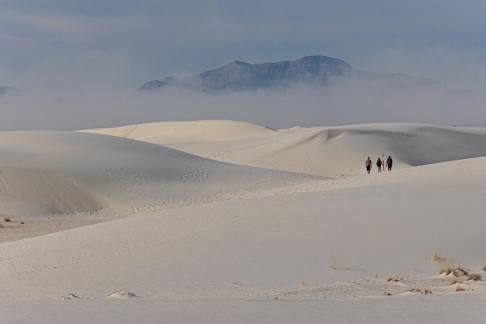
[376,158,382,173]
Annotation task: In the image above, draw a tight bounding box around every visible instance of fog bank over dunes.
[1,75,486,131]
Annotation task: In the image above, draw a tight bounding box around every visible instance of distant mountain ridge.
[140,55,439,93]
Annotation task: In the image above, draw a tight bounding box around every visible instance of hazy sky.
[1,0,486,130]
[1,0,486,90]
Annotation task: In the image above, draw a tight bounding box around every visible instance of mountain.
[140,55,439,93]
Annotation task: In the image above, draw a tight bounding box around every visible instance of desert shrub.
[408,288,432,295]
[439,266,468,277]
[456,285,466,292]
[408,288,421,293]
[467,273,482,281]
[432,253,446,263]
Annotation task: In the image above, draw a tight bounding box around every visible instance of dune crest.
[0,130,310,218]
[81,120,277,145]
[84,121,486,177]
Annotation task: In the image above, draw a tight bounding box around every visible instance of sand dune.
[0,131,309,218]
[84,121,486,177]
[2,121,486,323]
[82,120,278,144]
[0,156,485,303]
[0,167,104,216]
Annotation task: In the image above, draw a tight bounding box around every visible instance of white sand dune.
[0,167,104,216]
[84,121,486,177]
[2,295,486,324]
[0,131,309,218]
[82,120,278,144]
[2,121,486,323]
[0,157,485,299]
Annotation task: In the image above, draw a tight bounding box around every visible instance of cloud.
[1,75,486,131]
[1,0,486,129]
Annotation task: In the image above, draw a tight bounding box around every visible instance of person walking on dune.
[386,155,393,171]
[365,157,372,174]
[381,154,386,172]
[376,158,382,173]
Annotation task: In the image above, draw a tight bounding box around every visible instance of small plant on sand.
[432,253,446,263]
[4,217,11,223]
[386,277,402,283]
[482,265,486,272]
[439,266,469,277]
[408,288,433,295]
[467,273,482,281]
[456,285,466,292]
[450,279,462,285]
[408,288,421,293]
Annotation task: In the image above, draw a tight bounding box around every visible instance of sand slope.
[2,294,486,324]
[2,122,486,323]
[0,131,309,218]
[0,156,485,302]
[84,121,486,177]
[0,167,103,216]
[82,120,278,144]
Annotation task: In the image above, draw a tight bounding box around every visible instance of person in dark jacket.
[376,158,382,173]
[386,155,393,171]
[365,157,372,174]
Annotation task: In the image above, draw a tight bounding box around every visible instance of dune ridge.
[82,120,278,145]
[84,121,486,177]
[0,130,311,219]
[1,120,486,323]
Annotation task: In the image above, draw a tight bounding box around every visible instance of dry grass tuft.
[439,266,469,277]
[432,253,446,263]
[467,273,482,281]
[408,288,421,293]
[456,285,466,292]
[386,277,402,283]
[0,212,14,226]
[408,288,432,295]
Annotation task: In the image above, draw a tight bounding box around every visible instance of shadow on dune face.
[322,125,486,167]
[0,167,105,217]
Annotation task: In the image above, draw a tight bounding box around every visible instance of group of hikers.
[365,155,393,174]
